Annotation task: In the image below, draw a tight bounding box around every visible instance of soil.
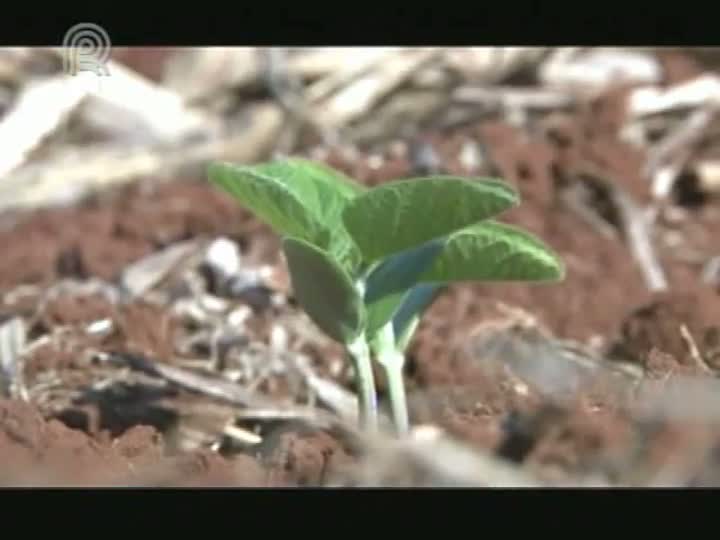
[1,49,720,486]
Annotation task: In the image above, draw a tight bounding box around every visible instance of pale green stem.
[346,335,378,432]
[377,347,409,436]
[374,321,410,436]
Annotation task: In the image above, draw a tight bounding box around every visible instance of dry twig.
[609,183,668,292]
[0,103,283,212]
[679,324,713,374]
[629,74,720,118]
[104,352,275,409]
[163,47,261,104]
[0,76,87,178]
[0,317,26,399]
[104,352,357,437]
[313,48,441,127]
[645,106,717,200]
[453,85,574,111]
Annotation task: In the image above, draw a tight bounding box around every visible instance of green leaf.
[289,158,367,197]
[208,159,364,270]
[342,176,519,261]
[368,283,442,356]
[418,220,565,284]
[391,284,442,351]
[363,239,445,337]
[282,236,366,344]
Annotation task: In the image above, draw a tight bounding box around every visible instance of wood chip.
[694,160,720,193]
[610,185,668,292]
[106,352,274,408]
[288,353,358,422]
[0,103,283,212]
[163,47,262,103]
[540,48,660,94]
[453,85,574,110]
[0,75,88,178]
[629,74,720,117]
[288,48,404,80]
[304,48,400,103]
[645,106,716,189]
[0,317,26,398]
[223,424,262,445]
[41,50,212,144]
[445,47,549,84]
[679,324,713,374]
[121,239,202,299]
[313,49,441,126]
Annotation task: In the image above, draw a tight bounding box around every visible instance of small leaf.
[363,239,444,337]
[392,284,442,352]
[342,176,518,261]
[418,220,565,284]
[282,237,365,344]
[209,159,363,269]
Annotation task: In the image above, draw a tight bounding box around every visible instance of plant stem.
[377,347,409,436]
[346,335,378,432]
[374,321,410,436]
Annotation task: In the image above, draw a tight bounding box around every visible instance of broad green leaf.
[209,159,364,270]
[282,236,365,344]
[327,234,363,276]
[418,221,565,284]
[342,176,518,262]
[363,239,444,337]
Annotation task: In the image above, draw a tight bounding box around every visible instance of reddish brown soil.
[1,50,720,486]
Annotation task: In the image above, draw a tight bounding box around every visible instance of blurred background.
[1,46,719,211]
[0,47,717,206]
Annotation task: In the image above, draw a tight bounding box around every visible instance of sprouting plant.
[208,158,564,436]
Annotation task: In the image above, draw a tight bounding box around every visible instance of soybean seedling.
[208,158,564,436]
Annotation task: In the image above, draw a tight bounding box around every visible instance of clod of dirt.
[111,424,164,463]
[526,405,636,480]
[165,450,268,487]
[0,398,136,485]
[0,398,271,486]
[259,425,355,486]
[614,288,720,370]
[39,293,114,330]
[109,301,180,362]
